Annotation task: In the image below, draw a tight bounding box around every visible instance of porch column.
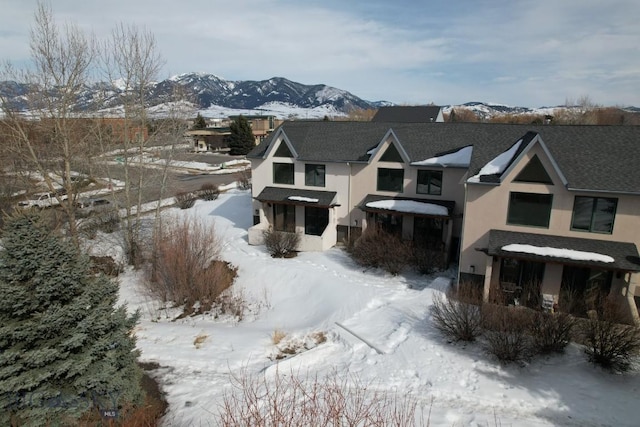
[482,257,494,302]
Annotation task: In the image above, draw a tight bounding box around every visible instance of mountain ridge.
[1,72,637,120]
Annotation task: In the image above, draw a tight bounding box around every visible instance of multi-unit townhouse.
[247,121,640,321]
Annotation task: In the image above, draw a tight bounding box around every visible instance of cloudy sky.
[1,0,639,107]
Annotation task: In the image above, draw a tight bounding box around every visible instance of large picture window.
[273,204,295,232]
[571,196,617,234]
[305,207,329,236]
[416,170,442,195]
[305,164,325,187]
[273,163,294,185]
[377,168,404,192]
[507,192,553,228]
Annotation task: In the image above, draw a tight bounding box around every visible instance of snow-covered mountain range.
[1,72,636,120]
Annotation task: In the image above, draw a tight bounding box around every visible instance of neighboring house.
[247,121,640,321]
[247,121,486,260]
[186,115,282,151]
[372,106,444,123]
[185,128,230,152]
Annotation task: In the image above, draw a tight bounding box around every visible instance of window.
[273,163,294,185]
[372,212,403,236]
[305,207,329,236]
[380,144,404,162]
[514,155,553,184]
[561,266,612,316]
[413,217,443,249]
[416,170,442,195]
[507,192,553,228]
[499,258,545,307]
[377,168,404,192]
[274,141,293,157]
[305,164,325,187]
[273,204,295,232]
[571,196,617,234]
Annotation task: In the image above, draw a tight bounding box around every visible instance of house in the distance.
[372,105,444,123]
[186,115,283,152]
[247,121,640,322]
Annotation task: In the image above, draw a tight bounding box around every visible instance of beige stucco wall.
[459,141,640,302]
[349,137,467,238]
[248,136,353,250]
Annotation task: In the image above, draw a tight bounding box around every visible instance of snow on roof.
[469,139,522,182]
[411,146,473,167]
[502,244,614,263]
[288,196,319,203]
[365,200,448,216]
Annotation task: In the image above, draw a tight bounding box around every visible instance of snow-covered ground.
[115,190,640,426]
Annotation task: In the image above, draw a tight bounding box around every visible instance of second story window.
[507,192,553,228]
[377,168,404,192]
[416,170,442,195]
[571,196,617,234]
[273,163,294,185]
[305,164,325,187]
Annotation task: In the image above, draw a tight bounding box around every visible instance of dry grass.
[272,329,287,345]
[194,333,209,349]
[269,331,329,361]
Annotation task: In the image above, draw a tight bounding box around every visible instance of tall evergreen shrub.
[0,215,142,426]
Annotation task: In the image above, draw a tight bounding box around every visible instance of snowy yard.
[115,190,640,426]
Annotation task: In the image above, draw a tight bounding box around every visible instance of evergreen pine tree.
[0,215,142,426]
[228,115,255,155]
[193,112,207,129]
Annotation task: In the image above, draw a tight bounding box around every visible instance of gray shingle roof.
[484,229,640,272]
[247,122,640,194]
[372,106,442,123]
[255,186,338,207]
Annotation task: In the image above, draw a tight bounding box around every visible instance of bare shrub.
[198,183,219,201]
[412,244,445,274]
[218,369,425,426]
[89,255,122,277]
[263,228,300,258]
[529,311,575,354]
[234,169,251,190]
[212,288,248,321]
[146,217,237,315]
[483,305,534,363]
[174,191,196,209]
[349,227,411,275]
[431,283,483,342]
[579,300,640,372]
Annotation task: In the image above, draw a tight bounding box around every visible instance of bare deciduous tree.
[0,2,97,242]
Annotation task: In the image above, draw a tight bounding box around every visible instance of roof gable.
[514,154,554,184]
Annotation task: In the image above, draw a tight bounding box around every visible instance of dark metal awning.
[358,194,454,218]
[481,229,640,272]
[255,186,338,208]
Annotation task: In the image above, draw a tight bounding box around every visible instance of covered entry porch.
[358,194,455,267]
[248,186,339,251]
[480,229,640,321]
